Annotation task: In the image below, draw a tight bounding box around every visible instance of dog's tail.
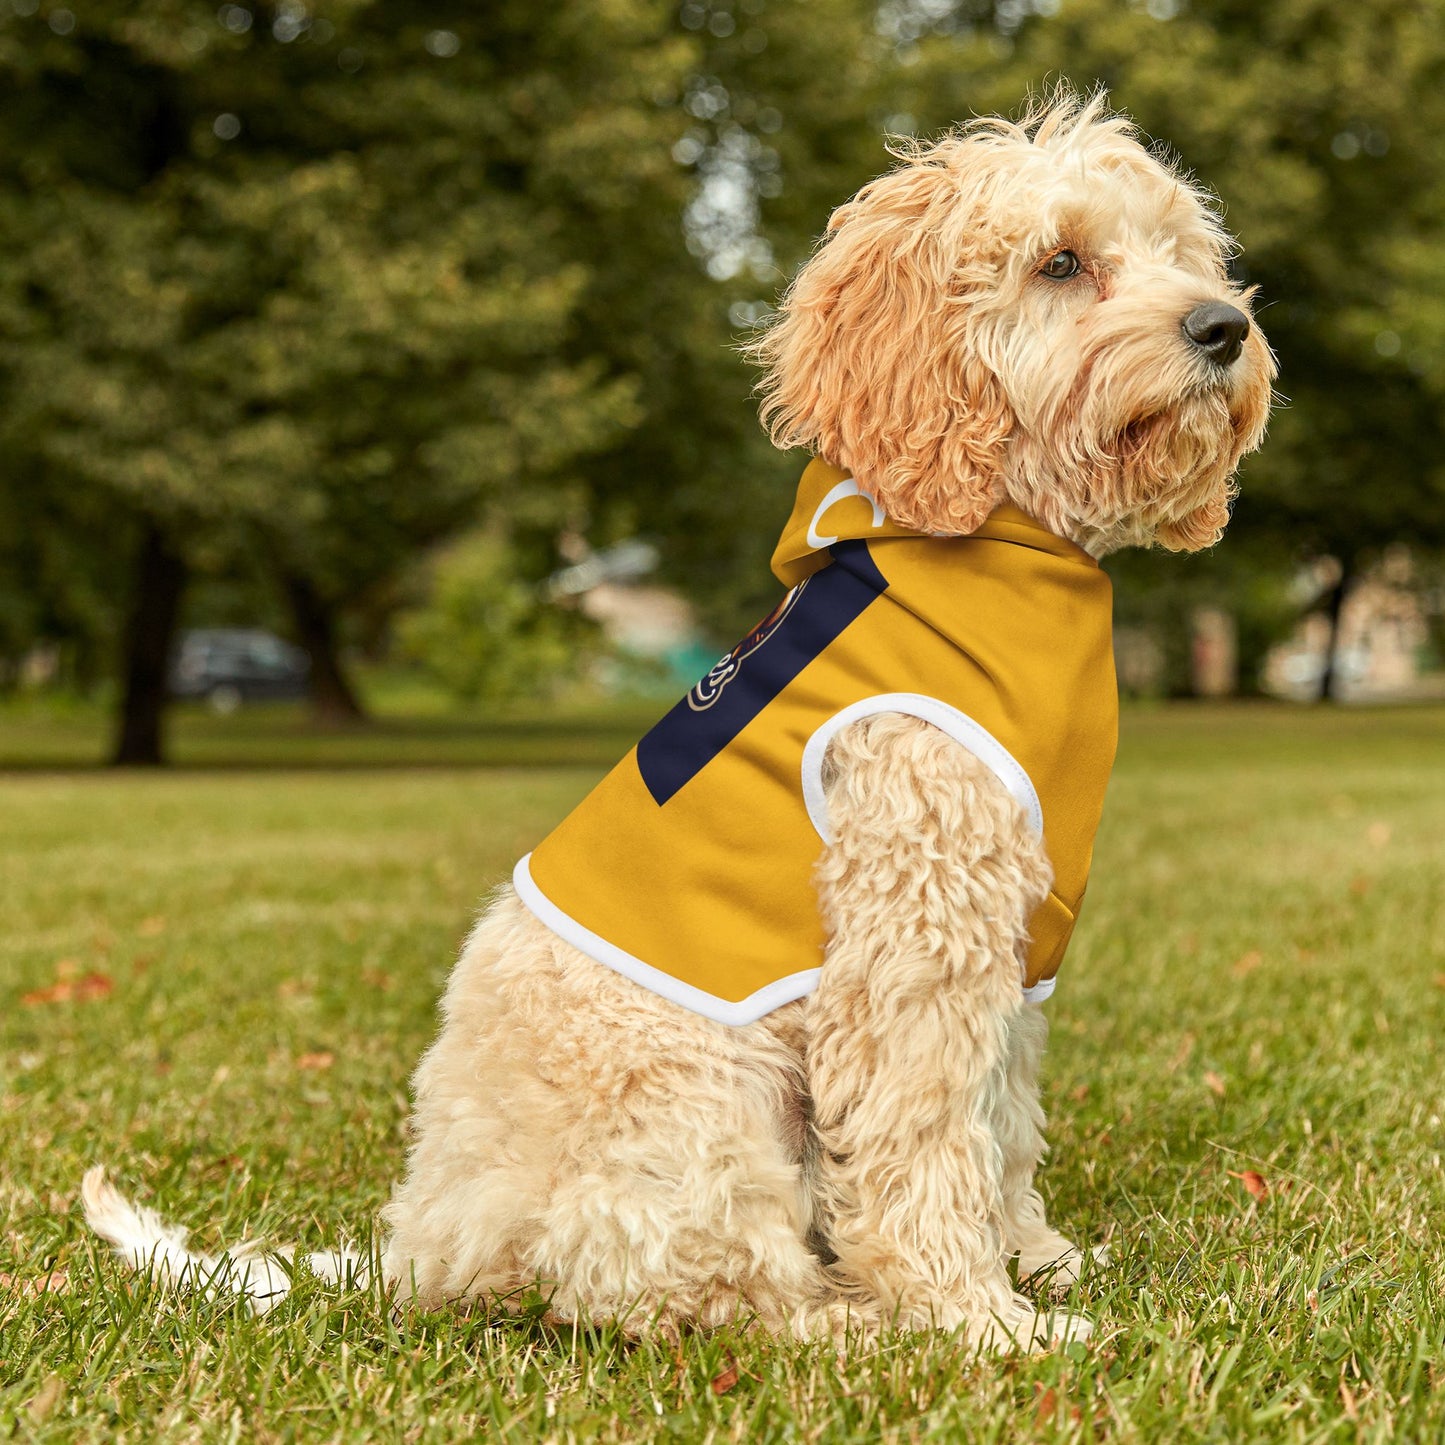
[81,1165,368,1315]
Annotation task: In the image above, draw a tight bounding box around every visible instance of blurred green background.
[2,0,1444,765]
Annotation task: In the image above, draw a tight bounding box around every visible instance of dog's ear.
[749,156,1013,535]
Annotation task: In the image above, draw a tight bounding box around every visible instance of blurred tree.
[0,0,918,753]
[573,0,893,636]
[395,530,599,705]
[1107,540,1302,695]
[0,451,130,694]
[0,0,698,758]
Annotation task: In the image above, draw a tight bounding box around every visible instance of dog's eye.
[1040,250,1081,280]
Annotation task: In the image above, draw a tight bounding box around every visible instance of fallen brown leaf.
[1232,950,1263,977]
[295,1051,334,1071]
[1348,875,1373,898]
[361,969,394,992]
[1228,1169,1268,1201]
[0,1268,70,1299]
[1070,1083,1090,1102]
[1365,822,1391,849]
[711,1357,740,1396]
[1204,1070,1227,1098]
[21,983,68,1006]
[138,915,167,937]
[1433,973,1445,990]
[1034,1385,1058,1425]
[21,972,113,1007]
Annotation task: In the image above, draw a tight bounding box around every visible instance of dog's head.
[750,89,1275,554]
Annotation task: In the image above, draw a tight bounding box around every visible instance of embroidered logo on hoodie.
[640,542,888,806]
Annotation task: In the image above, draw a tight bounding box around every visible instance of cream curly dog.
[85,92,1273,1351]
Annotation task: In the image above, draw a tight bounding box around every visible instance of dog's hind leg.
[383,892,832,1337]
[513,984,836,1339]
[804,713,1090,1350]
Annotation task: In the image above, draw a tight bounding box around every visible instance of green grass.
[2,703,1444,1442]
[0,689,669,771]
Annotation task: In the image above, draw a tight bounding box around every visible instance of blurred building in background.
[547,540,716,692]
[1263,549,1441,702]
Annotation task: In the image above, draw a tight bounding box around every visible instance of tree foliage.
[2,0,1442,736]
[0,0,708,751]
[395,532,599,706]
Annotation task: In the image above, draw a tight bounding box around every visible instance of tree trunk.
[281,571,367,725]
[1317,555,1355,703]
[112,524,187,766]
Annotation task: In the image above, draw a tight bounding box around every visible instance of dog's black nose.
[1182,302,1250,367]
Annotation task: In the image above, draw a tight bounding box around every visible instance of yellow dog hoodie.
[514,459,1118,1026]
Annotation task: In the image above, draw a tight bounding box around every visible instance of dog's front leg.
[994,1004,1101,1290]
[806,712,1088,1350]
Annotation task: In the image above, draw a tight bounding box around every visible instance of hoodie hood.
[770,459,1097,588]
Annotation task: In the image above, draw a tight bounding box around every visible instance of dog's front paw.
[972,1295,1093,1353]
[1030,1307,1093,1349]
[1018,1240,1110,1294]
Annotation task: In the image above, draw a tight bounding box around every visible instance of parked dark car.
[169,629,310,712]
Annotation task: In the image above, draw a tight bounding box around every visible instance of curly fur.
[85,88,1272,1353]
[748,90,1273,554]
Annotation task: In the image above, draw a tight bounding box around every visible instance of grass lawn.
[2,702,1443,1442]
